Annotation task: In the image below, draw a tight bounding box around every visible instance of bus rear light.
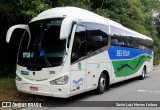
[50,75,68,85]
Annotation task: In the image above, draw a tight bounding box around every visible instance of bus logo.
[72,78,83,85]
[78,62,81,70]
[116,50,130,57]
[40,50,45,57]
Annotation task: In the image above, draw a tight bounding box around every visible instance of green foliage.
[17,0,49,18]
[0,64,15,78]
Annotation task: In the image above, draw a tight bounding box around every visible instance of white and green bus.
[6,7,153,98]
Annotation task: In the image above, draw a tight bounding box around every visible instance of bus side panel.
[86,51,112,86]
[108,46,152,82]
[70,60,86,95]
[146,52,153,73]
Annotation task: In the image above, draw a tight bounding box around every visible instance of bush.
[0,64,16,78]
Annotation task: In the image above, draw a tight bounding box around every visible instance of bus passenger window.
[85,22,109,53]
[110,26,128,47]
[111,39,118,45]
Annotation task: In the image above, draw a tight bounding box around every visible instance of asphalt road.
[20,66,160,110]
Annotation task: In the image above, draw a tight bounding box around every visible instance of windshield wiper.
[38,26,52,67]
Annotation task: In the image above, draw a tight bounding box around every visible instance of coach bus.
[6,7,153,98]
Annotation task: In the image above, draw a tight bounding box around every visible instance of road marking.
[137,90,160,93]
[137,90,147,92]
[149,91,160,93]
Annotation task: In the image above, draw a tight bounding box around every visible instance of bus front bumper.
[16,82,70,98]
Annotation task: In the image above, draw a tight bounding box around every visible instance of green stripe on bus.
[112,54,151,77]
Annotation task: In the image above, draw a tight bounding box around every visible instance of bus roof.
[31,7,152,41]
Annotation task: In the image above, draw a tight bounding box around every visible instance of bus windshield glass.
[17,18,67,68]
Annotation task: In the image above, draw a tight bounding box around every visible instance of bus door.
[70,24,86,93]
[86,62,97,90]
[85,22,110,90]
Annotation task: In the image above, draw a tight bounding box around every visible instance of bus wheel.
[96,73,106,94]
[140,67,146,80]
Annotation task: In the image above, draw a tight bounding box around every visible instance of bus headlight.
[16,74,22,81]
[50,75,68,85]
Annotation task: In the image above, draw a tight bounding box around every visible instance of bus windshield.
[17,18,67,68]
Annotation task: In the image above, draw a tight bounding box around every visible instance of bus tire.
[139,67,146,80]
[96,73,107,94]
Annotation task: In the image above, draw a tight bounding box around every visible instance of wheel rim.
[100,77,106,91]
[142,69,145,78]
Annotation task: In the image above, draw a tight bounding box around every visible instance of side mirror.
[6,24,27,43]
[60,17,76,40]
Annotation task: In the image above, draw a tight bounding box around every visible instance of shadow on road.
[110,75,150,89]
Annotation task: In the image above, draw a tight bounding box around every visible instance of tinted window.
[147,40,153,50]
[127,33,153,50]
[110,25,153,50]
[71,24,86,63]
[111,26,127,47]
[18,18,66,68]
[127,33,140,49]
[85,22,109,54]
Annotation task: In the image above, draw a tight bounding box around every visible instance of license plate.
[30,86,38,91]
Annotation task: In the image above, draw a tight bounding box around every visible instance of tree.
[0,0,49,63]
